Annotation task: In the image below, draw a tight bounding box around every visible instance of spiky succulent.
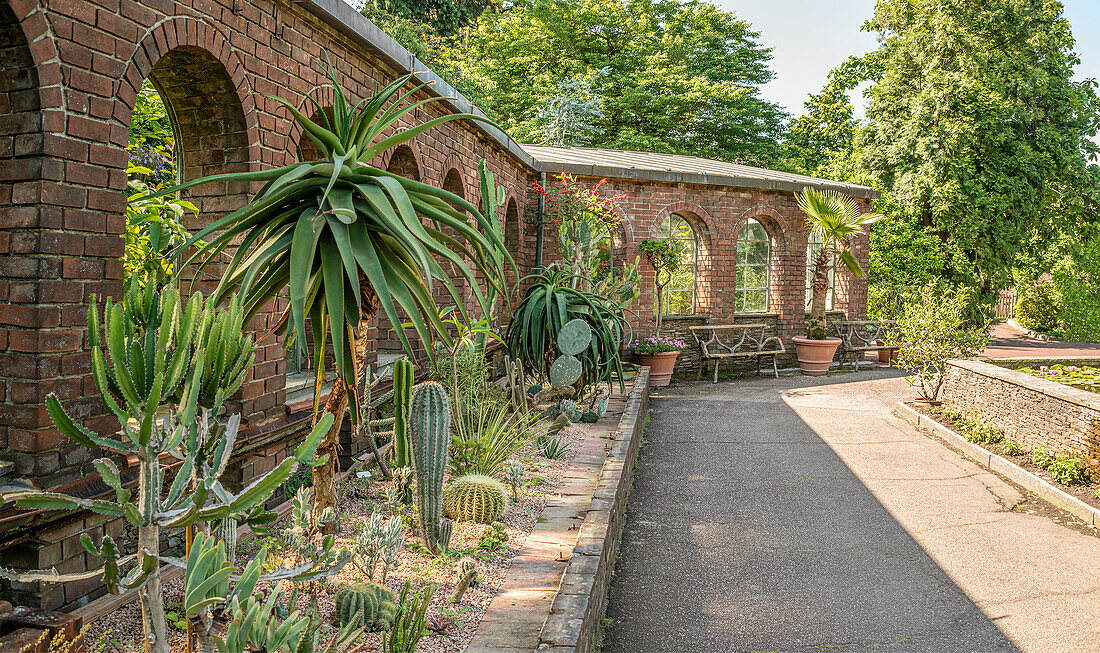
[151,62,511,397]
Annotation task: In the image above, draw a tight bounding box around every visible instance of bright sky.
[720,0,1100,126]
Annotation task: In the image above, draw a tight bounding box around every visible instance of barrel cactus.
[333,582,397,632]
[444,475,508,524]
[409,382,453,555]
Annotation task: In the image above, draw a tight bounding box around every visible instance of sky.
[720,0,1100,122]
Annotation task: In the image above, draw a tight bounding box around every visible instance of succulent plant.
[392,359,414,468]
[443,475,508,524]
[409,382,453,555]
[503,460,525,500]
[558,399,582,422]
[477,521,509,552]
[451,556,478,604]
[392,466,414,507]
[549,354,583,388]
[333,582,398,632]
[558,318,593,356]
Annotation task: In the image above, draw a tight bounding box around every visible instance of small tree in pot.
[793,188,883,375]
[636,239,687,385]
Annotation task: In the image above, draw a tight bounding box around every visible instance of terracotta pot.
[637,351,680,387]
[791,336,841,376]
[878,347,898,363]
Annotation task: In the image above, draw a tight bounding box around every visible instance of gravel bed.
[84,427,585,653]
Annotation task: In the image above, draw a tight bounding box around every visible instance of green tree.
[440,0,788,165]
[782,77,858,175]
[364,0,494,36]
[856,0,1100,312]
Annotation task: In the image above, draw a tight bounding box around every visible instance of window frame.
[658,213,698,317]
[805,231,835,311]
[735,218,771,313]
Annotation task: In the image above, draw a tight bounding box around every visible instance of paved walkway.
[983,321,1100,358]
[603,370,1100,653]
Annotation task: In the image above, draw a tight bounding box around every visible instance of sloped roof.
[521,145,879,198]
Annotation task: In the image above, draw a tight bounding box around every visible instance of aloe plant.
[147,62,512,524]
[505,267,630,394]
[0,285,340,653]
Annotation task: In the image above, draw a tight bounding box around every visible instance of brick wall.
[940,358,1100,472]
[0,0,872,609]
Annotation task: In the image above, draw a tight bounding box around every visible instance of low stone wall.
[538,368,649,652]
[940,357,1100,469]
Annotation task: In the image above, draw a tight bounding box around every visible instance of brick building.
[0,0,876,609]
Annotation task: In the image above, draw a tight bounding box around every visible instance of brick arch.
[442,166,466,199]
[118,20,258,233]
[647,202,714,317]
[382,142,423,181]
[287,85,337,165]
[732,204,791,256]
[1,0,44,194]
[732,205,795,315]
[651,201,717,243]
[441,152,469,197]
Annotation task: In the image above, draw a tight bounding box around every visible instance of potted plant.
[794,188,884,375]
[629,335,687,387]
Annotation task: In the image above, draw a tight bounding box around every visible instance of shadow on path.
[602,372,1018,653]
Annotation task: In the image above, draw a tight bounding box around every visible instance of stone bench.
[689,324,786,382]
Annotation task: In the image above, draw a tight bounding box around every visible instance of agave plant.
[796,188,883,340]
[149,62,511,521]
[505,267,630,393]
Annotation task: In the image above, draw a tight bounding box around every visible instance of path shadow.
[603,371,1019,653]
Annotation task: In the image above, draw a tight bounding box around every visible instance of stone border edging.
[537,367,650,653]
[893,401,1100,526]
[947,357,1100,412]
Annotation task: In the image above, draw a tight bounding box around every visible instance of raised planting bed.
[939,357,1100,471]
[81,371,649,653]
[1017,363,1100,394]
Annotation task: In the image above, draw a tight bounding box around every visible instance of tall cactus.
[408,382,452,555]
[391,359,414,468]
[0,285,342,653]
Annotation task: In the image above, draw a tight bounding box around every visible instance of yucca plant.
[796,188,884,340]
[149,61,511,523]
[450,399,541,476]
[505,267,630,394]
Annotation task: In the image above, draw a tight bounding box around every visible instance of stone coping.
[538,368,649,652]
[463,368,649,653]
[894,401,1100,527]
[949,357,1100,412]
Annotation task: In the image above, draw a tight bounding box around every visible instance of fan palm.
[796,188,884,340]
[150,63,511,523]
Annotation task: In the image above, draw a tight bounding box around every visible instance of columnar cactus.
[451,557,478,604]
[408,382,452,555]
[392,359,414,468]
[443,475,508,524]
[333,582,398,632]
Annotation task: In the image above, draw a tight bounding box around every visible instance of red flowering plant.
[532,173,627,292]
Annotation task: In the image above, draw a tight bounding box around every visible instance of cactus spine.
[451,557,478,604]
[392,359,414,468]
[444,475,508,524]
[409,382,452,555]
[333,582,398,632]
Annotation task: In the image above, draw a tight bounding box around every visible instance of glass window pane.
[665,290,692,316]
[745,289,767,312]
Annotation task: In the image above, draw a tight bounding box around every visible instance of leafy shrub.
[1002,440,1026,456]
[1014,282,1061,333]
[889,284,990,401]
[1053,239,1100,341]
[1032,447,1056,469]
[1048,454,1091,486]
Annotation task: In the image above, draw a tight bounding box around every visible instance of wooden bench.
[830,320,901,370]
[689,324,786,382]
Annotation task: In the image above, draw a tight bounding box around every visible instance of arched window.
[735,219,770,312]
[657,213,698,316]
[805,231,834,310]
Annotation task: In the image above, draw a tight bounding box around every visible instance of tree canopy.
[437,0,788,165]
[856,0,1100,308]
